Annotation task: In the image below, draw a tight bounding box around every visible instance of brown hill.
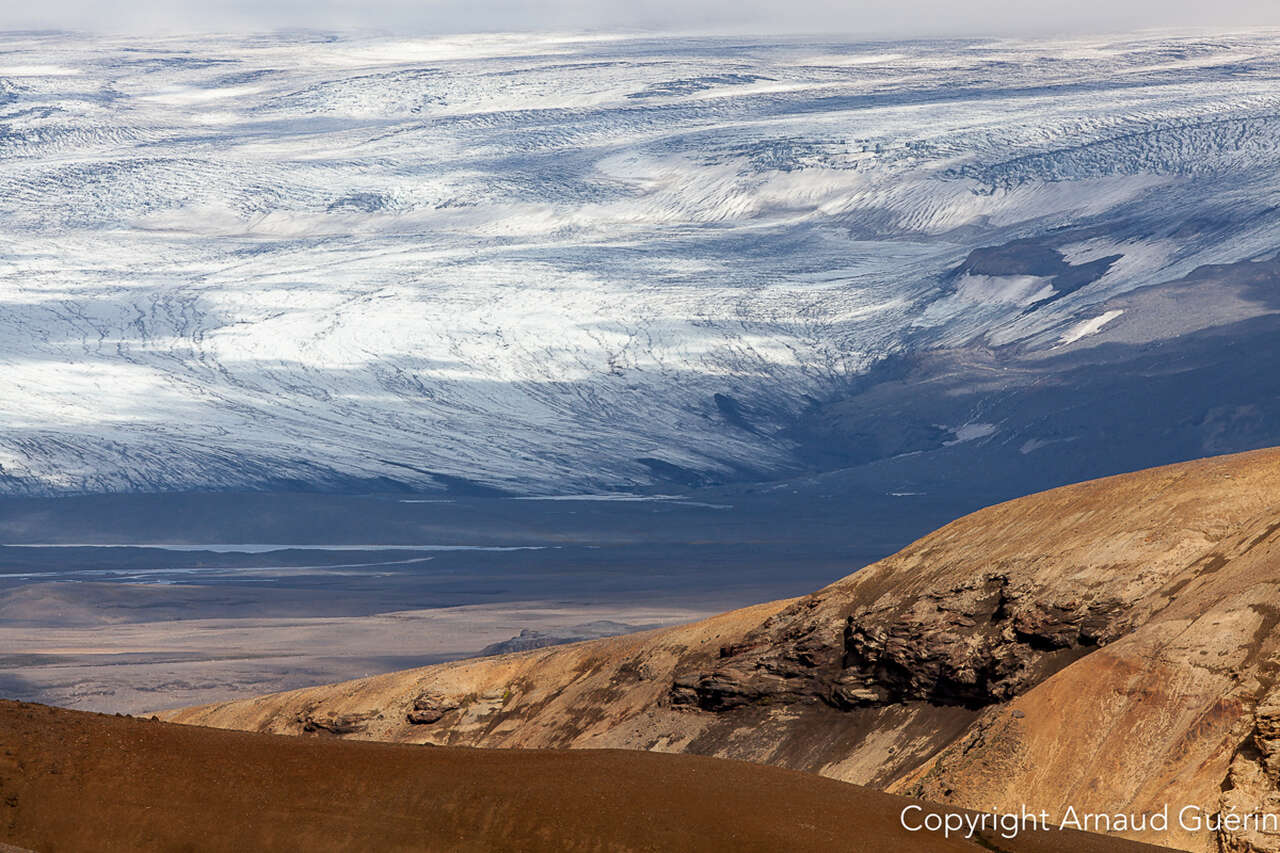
[0,700,1172,853]
[167,446,1280,852]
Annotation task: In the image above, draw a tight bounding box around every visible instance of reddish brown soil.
[0,701,1171,853]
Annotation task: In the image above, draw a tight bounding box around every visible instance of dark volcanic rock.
[833,577,1128,708]
[671,574,1132,713]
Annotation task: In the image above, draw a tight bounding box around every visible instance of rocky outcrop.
[835,578,1128,707]
[1220,681,1280,853]
[296,710,375,735]
[670,574,1132,713]
[406,693,459,725]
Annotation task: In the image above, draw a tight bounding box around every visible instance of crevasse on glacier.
[1,32,1279,494]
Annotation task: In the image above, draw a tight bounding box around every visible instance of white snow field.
[2,31,1280,494]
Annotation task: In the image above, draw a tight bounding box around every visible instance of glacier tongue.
[2,31,1280,494]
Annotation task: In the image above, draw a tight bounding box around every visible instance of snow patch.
[945,423,999,446]
[1060,310,1125,345]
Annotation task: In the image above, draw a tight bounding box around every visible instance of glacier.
[3,30,1280,495]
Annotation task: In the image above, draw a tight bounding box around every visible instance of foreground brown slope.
[0,701,1173,853]
[170,447,1280,852]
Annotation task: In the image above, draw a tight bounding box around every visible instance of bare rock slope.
[169,447,1280,852]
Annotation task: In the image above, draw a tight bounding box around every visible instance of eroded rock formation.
[406,694,459,725]
[669,574,1133,713]
[1220,681,1280,852]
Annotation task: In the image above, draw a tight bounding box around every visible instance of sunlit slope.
[172,446,1280,851]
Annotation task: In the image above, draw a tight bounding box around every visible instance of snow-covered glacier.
[3,30,1280,495]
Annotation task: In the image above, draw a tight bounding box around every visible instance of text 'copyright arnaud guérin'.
[900,803,1278,840]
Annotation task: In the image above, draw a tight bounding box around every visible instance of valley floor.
[0,484,953,712]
